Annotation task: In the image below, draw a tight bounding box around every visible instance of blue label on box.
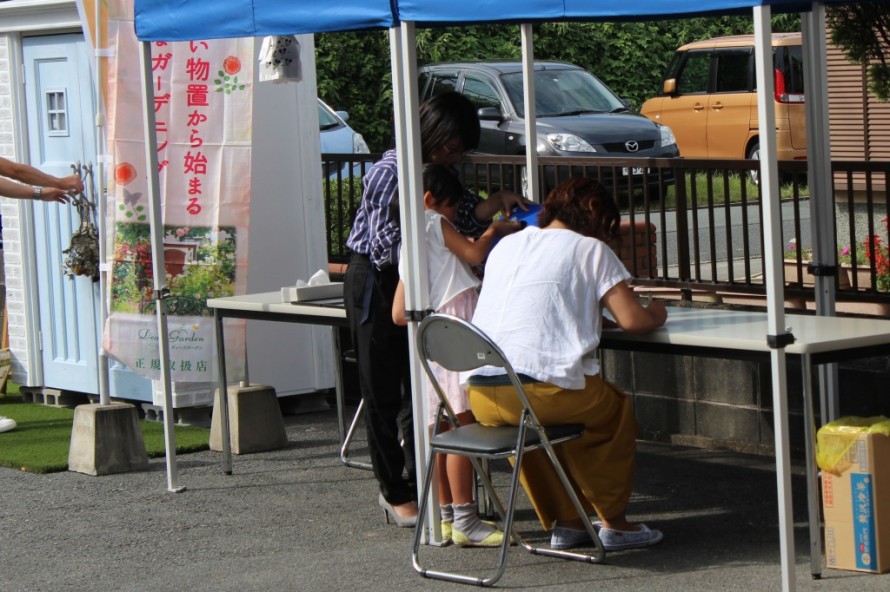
[851,473,877,570]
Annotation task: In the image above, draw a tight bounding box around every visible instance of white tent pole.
[754,7,795,592]
[801,2,835,577]
[802,2,840,421]
[395,20,436,544]
[93,0,111,407]
[138,39,184,493]
[519,24,540,202]
[72,0,110,406]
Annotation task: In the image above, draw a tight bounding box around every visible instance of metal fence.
[322,152,890,312]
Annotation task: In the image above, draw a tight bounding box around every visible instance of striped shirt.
[346,149,488,270]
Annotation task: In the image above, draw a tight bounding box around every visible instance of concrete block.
[20,387,87,408]
[695,402,761,444]
[209,384,288,454]
[140,403,212,427]
[634,394,695,443]
[693,357,763,406]
[633,352,694,399]
[68,403,150,476]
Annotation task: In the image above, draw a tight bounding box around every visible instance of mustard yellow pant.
[468,375,637,530]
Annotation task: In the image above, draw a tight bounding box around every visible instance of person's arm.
[391,279,407,326]
[0,177,73,203]
[362,165,401,269]
[456,188,531,239]
[441,218,522,266]
[0,157,83,194]
[601,280,667,335]
[473,189,530,222]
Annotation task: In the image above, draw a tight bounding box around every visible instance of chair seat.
[431,422,584,457]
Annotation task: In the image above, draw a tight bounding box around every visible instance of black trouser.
[345,253,416,505]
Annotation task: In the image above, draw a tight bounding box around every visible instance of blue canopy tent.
[134,2,857,589]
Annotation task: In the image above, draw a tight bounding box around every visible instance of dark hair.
[423,163,463,208]
[537,177,621,242]
[419,92,481,162]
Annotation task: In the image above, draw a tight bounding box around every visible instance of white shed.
[0,0,334,413]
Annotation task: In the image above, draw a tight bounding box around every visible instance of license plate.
[622,167,649,176]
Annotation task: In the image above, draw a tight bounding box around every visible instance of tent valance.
[134,0,857,41]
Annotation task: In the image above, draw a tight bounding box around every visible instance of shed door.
[23,34,100,393]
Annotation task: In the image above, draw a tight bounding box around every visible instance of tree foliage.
[315,15,799,152]
[827,3,890,101]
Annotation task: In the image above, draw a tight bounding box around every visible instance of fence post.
[674,169,691,281]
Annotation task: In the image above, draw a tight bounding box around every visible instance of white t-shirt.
[399,210,480,310]
[468,226,630,389]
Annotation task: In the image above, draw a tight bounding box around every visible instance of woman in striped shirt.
[344,92,527,527]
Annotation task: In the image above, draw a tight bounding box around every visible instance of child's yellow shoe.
[441,520,453,544]
[452,526,505,548]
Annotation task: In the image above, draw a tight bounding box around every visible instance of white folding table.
[206,291,370,474]
[599,306,890,577]
[206,295,890,576]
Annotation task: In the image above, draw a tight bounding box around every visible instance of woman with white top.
[466,177,668,552]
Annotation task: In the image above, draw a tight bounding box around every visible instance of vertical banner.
[101,0,251,383]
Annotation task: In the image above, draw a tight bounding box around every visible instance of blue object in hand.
[509,203,541,227]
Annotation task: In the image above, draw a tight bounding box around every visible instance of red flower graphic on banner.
[223,56,241,75]
[216,56,246,94]
[115,162,137,185]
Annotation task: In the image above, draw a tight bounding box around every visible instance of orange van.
[640,33,806,168]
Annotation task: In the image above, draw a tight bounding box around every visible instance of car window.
[780,46,805,94]
[462,75,501,111]
[429,72,459,97]
[676,51,710,94]
[318,102,340,130]
[715,50,751,93]
[418,72,431,100]
[501,69,624,118]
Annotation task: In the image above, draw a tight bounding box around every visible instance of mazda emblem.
[625,140,639,152]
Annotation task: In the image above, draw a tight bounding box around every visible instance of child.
[393,163,522,546]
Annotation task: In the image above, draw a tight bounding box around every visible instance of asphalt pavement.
[3,404,888,592]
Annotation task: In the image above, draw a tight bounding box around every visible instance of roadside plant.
[862,216,890,292]
[783,238,812,260]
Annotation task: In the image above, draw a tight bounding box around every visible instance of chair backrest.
[416,313,510,374]
[416,313,540,423]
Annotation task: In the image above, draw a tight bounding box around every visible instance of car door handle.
[711,102,724,111]
[693,103,705,111]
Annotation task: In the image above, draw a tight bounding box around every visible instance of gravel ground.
[2,405,888,592]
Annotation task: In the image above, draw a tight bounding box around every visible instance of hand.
[59,174,84,196]
[495,190,532,216]
[39,187,74,204]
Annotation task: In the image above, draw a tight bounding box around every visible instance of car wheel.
[747,141,760,185]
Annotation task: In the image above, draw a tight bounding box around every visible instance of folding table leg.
[334,337,371,470]
[802,354,823,578]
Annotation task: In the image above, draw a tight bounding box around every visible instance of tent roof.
[134,0,853,41]
[134,0,398,41]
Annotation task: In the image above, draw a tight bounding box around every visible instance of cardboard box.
[818,418,890,573]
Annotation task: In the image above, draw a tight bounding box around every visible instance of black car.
[418,61,680,194]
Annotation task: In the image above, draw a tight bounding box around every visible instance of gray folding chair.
[412,313,605,586]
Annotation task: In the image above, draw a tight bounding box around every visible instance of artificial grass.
[0,385,210,474]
